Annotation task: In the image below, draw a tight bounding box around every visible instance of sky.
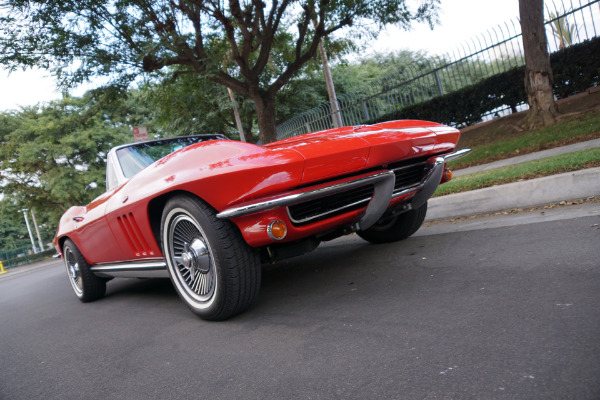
[0,0,520,112]
[372,0,520,54]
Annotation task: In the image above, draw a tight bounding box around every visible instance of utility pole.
[228,88,247,142]
[312,17,343,128]
[31,209,45,252]
[222,55,247,143]
[21,208,37,253]
[318,39,344,128]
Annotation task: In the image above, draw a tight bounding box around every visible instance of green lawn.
[452,111,600,170]
[435,147,600,197]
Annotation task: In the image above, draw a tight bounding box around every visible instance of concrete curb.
[427,167,600,220]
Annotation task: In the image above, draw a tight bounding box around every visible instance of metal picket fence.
[0,246,55,270]
[276,0,600,140]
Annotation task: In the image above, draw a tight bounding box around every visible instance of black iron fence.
[0,246,55,270]
[276,0,600,139]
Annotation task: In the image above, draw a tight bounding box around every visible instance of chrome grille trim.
[391,161,427,193]
[216,171,395,219]
[287,161,429,226]
[287,185,374,225]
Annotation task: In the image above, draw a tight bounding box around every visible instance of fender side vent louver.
[117,213,153,256]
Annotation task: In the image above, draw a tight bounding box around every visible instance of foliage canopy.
[0,95,142,219]
[0,0,440,143]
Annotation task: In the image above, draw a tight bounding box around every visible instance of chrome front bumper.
[217,149,471,230]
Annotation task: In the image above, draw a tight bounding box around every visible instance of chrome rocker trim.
[91,259,168,278]
[217,149,471,228]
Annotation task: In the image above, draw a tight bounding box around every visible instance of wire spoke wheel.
[65,247,83,296]
[161,196,261,321]
[62,239,106,302]
[167,213,216,303]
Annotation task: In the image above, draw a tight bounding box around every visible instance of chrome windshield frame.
[105,134,227,191]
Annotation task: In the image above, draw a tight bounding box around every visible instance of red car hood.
[264,120,460,183]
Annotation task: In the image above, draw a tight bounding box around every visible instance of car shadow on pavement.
[105,277,176,300]
[95,235,431,321]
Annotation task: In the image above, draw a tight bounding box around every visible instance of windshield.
[115,135,222,179]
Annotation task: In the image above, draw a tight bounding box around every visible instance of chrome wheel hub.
[178,238,210,280]
[168,212,216,302]
[69,262,80,281]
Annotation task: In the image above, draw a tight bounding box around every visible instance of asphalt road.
[1,204,599,400]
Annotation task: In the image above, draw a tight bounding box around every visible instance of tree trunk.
[519,0,559,129]
[252,92,278,144]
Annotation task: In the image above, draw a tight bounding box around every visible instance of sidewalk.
[427,139,600,220]
[0,257,59,280]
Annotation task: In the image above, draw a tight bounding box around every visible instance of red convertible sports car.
[54,120,469,320]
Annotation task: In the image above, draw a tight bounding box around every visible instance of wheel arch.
[57,235,89,262]
[147,190,219,252]
[57,235,93,266]
[57,235,69,254]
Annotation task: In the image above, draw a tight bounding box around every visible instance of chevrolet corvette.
[54,120,469,320]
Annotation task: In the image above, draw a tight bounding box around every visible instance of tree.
[138,67,261,142]
[548,10,576,50]
[0,95,138,221]
[0,0,439,144]
[0,205,33,250]
[0,198,57,250]
[519,0,558,128]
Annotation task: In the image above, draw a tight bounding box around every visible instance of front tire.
[63,239,106,302]
[161,195,261,321]
[358,202,428,244]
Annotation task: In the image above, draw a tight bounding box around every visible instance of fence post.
[304,122,311,134]
[360,99,370,121]
[434,70,444,96]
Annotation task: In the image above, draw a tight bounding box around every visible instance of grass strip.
[434,147,600,197]
[453,112,600,169]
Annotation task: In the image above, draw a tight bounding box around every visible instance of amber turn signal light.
[267,220,287,240]
[444,168,453,182]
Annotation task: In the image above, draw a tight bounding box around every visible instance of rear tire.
[63,239,106,302]
[161,195,261,321]
[358,202,428,244]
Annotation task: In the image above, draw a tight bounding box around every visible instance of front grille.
[286,158,429,226]
[392,162,427,191]
[288,185,374,225]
